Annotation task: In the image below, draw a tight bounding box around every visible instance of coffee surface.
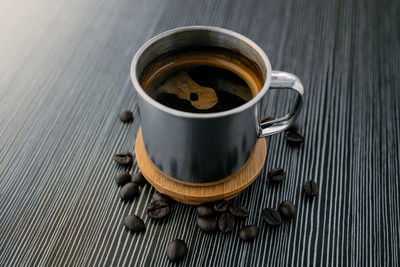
[140,48,263,113]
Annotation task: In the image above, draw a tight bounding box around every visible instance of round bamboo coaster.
[135,128,267,205]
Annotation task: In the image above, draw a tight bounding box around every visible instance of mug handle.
[259,70,304,137]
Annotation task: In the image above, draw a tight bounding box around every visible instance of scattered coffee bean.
[113,152,133,166]
[124,215,145,232]
[167,239,188,262]
[262,208,282,227]
[197,217,217,232]
[239,225,259,241]
[152,191,170,203]
[213,200,228,213]
[196,205,214,217]
[284,131,304,145]
[287,121,300,132]
[147,200,170,219]
[119,110,133,123]
[303,180,318,197]
[119,182,139,201]
[260,116,274,123]
[218,212,235,233]
[229,203,248,218]
[131,172,146,186]
[279,201,296,219]
[268,168,286,183]
[114,171,131,186]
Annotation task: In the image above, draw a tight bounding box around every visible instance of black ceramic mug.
[131,26,303,183]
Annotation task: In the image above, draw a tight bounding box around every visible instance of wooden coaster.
[135,128,267,205]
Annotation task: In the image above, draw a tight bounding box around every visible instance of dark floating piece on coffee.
[114,171,131,186]
[119,110,133,123]
[279,200,297,219]
[147,200,170,219]
[239,225,259,241]
[197,205,214,218]
[303,180,318,197]
[119,182,139,201]
[284,131,304,145]
[260,116,274,123]
[213,200,228,213]
[229,203,249,218]
[152,191,170,203]
[197,217,217,232]
[131,172,146,186]
[268,168,286,182]
[218,212,235,233]
[124,215,145,233]
[167,239,188,262]
[262,208,282,227]
[113,152,133,166]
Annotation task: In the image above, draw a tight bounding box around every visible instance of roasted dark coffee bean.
[113,152,133,166]
[268,168,286,182]
[229,203,248,218]
[147,200,170,219]
[303,180,318,197]
[114,171,131,186]
[196,205,214,217]
[196,217,217,232]
[260,116,274,123]
[262,208,282,227]
[119,110,133,123]
[119,182,139,201]
[152,192,170,203]
[124,215,145,232]
[279,200,297,219]
[131,172,146,186]
[218,212,235,233]
[213,200,228,213]
[239,225,259,241]
[167,239,188,262]
[287,121,300,132]
[285,131,304,145]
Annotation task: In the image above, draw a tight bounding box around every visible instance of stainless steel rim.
[130,25,272,119]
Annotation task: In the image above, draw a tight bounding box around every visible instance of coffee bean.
[196,205,214,217]
[213,200,228,213]
[268,168,286,182]
[152,192,170,203]
[119,110,133,123]
[260,116,274,123]
[147,200,170,219]
[287,121,300,132]
[114,171,131,186]
[262,208,282,226]
[124,215,145,232]
[303,180,318,197]
[113,152,133,166]
[218,212,235,233]
[119,182,139,201]
[229,203,248,218]
[167,239,187,262]
[196,217,217,232]
[279,200,296,219]
[239,225,259,241]
[284,131,304,145]
[131,172,146,186]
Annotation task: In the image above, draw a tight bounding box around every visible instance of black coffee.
[140,48,263,114]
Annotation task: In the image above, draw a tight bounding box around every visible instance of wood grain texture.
[135,128,267,204]
[0,0,399,266]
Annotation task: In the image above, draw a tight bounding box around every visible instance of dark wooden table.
[1,0,399,266]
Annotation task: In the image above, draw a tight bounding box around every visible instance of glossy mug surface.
[131,26,303,183]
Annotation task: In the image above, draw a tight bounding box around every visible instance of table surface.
[1,0,399,266]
